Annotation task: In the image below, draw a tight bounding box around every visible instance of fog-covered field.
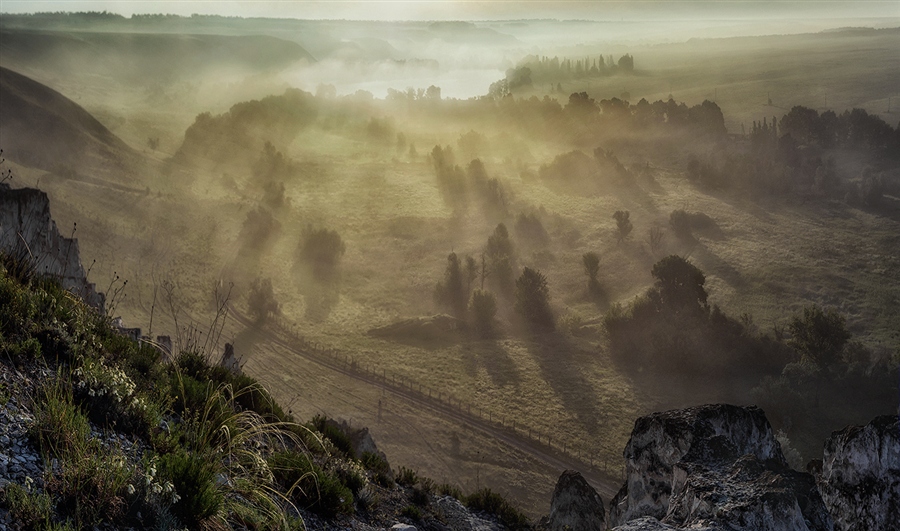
[2,10,898,512]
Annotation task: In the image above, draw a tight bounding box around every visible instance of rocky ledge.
[819,415,899,531]
[607,404,833,530]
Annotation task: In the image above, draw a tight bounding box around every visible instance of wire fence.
[265,313,627,484]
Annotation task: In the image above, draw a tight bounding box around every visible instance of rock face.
[609,404,832,531]
[0,184,104,309]
[819,415,900,531]
[548,470,606,531]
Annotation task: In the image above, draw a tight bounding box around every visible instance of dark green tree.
[469,289,497,338]
[464,255,478,294]
[485,224,516,297]
[788,305,851,371]
[434,252,467,319]
[298,226,346,284]
[651,255,708,314]
[613,210,633,244]
[514,267,554,332]
[247,277,279,323]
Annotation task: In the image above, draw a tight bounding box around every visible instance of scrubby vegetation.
[604,255,898,463]
[0,254,532,529]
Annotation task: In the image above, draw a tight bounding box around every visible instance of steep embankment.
[0,66,135,172]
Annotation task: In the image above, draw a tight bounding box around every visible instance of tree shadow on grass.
[690,243,746,290]
[232,324,264,364]
[525,332,606,437]
[460,340,521,388]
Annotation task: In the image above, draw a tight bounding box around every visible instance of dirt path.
[227,303,623,500]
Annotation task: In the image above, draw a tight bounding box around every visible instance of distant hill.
[0,29,316,84]
[0,66,135,172]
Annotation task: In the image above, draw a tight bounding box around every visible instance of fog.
[1,5,898,518]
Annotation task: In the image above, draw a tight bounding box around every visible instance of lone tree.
[468,289,497,338]
[434,252,468,319]
[298,226,346,284]
[485,223,516,298]
[247,277,280,323]
[515,267,555,332]
[651,255,708,314]
[613,210,633,244]
[788,305,851,371]
[582,252,601,295]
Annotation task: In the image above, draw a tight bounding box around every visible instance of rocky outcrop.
[611,516,681,530]
[547,470,605,530]
[819,415,900,531]
[609,404,832,531]
[435,496,504,531]
[0,184,103,309]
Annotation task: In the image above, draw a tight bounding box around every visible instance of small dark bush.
[437,483,463,500]
[159,450,223,527]
[410,485,431,507]
[396,466,419,487]
[333,463,366,494]
[29,378,89,458]
[175,351,208,379]
[466,488,530,529]
[0,482,53,529]
[361,451,394,487]
[311,415,353,456]
[400,505,422,521]
[268,451,354,517]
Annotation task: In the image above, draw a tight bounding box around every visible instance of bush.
[437,482,463,500]
[158,450,223,527]
[247,277,280,323]
[613,210,633,243]
[0,481,53,529]
[361,451,394,487]
[311,415,354,457]
[268,451,353,517]
[396,466,419,487]
[51,445,134,528]
[465,488,530,529]
[29,377,90,458]
[330,459,367,494]
[400,504,423,521]
[175,350,209,379]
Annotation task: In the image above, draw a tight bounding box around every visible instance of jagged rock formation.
[609,404,832,531]
[611,516,679,530]
[547,470,606,530]
[819,415,900,531]
[0,183,103,309]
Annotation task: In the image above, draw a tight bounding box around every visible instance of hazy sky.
[2,1,898,21]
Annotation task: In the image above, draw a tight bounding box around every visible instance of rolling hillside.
[0,66,136,173]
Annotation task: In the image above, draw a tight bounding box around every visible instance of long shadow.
[232,323,264,364]
[524,332,606,437]
[460,340,522,388]
[691,242,746,289]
